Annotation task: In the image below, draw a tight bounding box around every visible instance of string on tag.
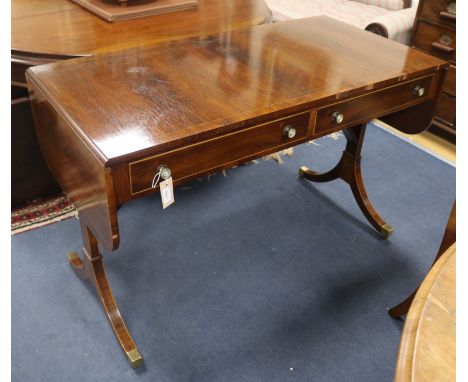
[151,168,162,188]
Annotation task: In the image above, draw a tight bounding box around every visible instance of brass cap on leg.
[126,348,144,368]
[299,166,309,179]
[379,224,394,239]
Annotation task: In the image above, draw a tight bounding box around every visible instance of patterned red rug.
[11,194,77,235]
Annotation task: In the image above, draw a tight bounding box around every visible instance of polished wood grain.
[69,0,198,23]
[28,84,119,250]
[11,0,272,207]
[314,75,434,135]
[394,243,456,382]
[128,111,310,196]
[27,17,448,168]
[12,0,271,59]
[27,17,449,367]
[389,202,455,318]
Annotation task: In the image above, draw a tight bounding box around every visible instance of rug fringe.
[11,195,77,235]
[11,210,78,235]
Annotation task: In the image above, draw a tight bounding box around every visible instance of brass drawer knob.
[447,2,456,14]
[413,85,425,97]
[283,125,297,139]
[158,165,172,180]
[331,111,344,124]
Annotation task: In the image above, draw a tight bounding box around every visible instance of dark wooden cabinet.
[412,0,456,141]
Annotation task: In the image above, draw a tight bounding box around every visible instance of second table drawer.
[315,75,433,135]
[129,111,310,195]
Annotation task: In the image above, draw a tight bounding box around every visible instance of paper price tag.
[160,177,174,209]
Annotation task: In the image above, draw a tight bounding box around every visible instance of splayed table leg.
[299,124,393,238]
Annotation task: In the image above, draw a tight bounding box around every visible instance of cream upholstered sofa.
[265,0,420,45]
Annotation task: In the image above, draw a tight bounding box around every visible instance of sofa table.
[27,16,448,367]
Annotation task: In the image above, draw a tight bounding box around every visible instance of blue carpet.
[12,124,455,382]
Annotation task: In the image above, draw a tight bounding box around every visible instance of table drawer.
[314,76,433,135]
[413,22,456,62]
[129,111,310,195]
[420,0,456,26]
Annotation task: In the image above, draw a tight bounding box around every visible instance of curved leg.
[299,161,342,183]
[388,203,456,318]
[300,124,393,238]
[348,156,393,239]
[69,221,143,368]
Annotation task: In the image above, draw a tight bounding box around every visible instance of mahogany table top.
[12,0,271,58]
[27,17,448,166]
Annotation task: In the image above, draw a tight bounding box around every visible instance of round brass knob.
[332,111,344,124]
[440,34,453,46]
[158,165,172,180]
[283,125,297,139]
[447,2,456,14]
[413,85,425,97]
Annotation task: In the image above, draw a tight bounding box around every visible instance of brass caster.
[299,166,309,179]
[126,348,144,368]
[67,251,83,267]
[379,224,394,239]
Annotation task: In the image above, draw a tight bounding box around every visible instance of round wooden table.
[11,0,272,206]
[394,243,456,382]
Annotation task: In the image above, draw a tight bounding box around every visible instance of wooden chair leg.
[68,221,143,368]
[388,202,456,319]
[300,124,393,238]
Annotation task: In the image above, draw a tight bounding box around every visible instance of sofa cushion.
[265,0,345,21]
[321,1,391,29]
[266,0,390,30]
[351,0,405,11]
[366,6,417,43]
